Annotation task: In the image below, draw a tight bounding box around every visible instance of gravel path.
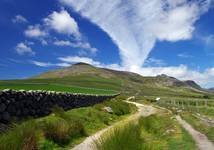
[176,115,214,150]
[71,100,156,150]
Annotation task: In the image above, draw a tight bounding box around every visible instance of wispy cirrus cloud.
[58,56,101,66]
[60,0,212,71]
[144,57,166,67]
[54,40,97,53]
[178,53,194,58]
[31,60,70,67]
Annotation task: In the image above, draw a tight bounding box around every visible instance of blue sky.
[0,0,214,88]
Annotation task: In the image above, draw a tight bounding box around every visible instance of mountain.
[32,63,209,97]
[208,88,214,92]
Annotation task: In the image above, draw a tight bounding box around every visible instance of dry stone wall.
[0,89,118,123]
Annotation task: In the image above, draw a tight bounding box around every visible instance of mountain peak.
[73,62,92,66]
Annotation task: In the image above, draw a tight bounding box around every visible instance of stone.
[2,112,11,122]
[103,106,113,113]
[0,103,6,112]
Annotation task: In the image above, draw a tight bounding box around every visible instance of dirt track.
[176,115,214,150]
[71,101,156,150]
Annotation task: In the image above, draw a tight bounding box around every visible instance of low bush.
[105,100,136,116]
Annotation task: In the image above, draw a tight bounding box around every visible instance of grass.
[0,81,118,95]
[148,96,214,117]
[180,112,214,142]
[0,97,136,150]
[95,122,142,150]
[95,112,198,150]
[0,120,38,150]
[147,95,214,143]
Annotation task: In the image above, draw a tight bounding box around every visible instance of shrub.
[0,120,38,150]
[51,105,66,119]
[105,100,135,116]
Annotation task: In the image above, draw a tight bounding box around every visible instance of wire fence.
[158,99,214,116]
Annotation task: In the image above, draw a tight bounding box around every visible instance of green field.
[0,80,119,95]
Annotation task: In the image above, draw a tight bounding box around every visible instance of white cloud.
[41,39,48,46]
[22,10,97,53]
[12,15,28,23]
[54,40,72,46]
[54,40,97,53]
[15,42,35,55]
[31,61,71,67]
[145,57,166,66]
[178,53,193,58]
[44,10,80,37]
[60,0,212,70]
[58,56,101,66]
[31,61,53,67]
[203,34,214,48]
[24,25,47,38]
[137,65,214,87]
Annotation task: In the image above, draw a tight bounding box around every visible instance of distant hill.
[208,87,214,92]
[32,63,210,97]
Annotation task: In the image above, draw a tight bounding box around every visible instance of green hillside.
[0,63,212,97]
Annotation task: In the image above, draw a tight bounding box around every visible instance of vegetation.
[95,112,198,150]
[143,96,214,117]
[0,80,118,95]
[0,120,38,150]
[181,112,214,142]
[95,122,142,150]
[2,63,213,98]
[151,96,214,142]
[0,97,136,150]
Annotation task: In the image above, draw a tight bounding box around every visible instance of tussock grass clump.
[139,114,173,137]
[42,117,70,145]
[52,106,86,137]
[0,120,38,150]
[95,122,142,150]
[42,106,86,146]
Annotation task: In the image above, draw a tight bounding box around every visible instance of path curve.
[176,115,214,150]
[71,100,156,150]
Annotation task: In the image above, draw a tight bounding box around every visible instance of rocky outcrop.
[0,89,118,123]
